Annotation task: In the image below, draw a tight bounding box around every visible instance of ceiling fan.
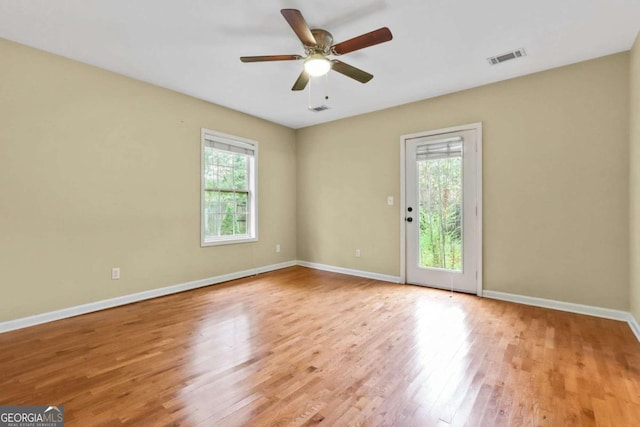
[240,9,393,91]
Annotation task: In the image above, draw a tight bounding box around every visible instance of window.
[201,129,257,246]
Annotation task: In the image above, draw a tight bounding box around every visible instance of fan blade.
[292,71,310,91]
[281,9,317,47]
[330,60,373,83]
[331,27,392,55]
[240,55,303,63]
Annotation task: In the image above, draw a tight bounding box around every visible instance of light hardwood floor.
[1,266,639,426]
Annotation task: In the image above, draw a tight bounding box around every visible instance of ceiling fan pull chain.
[308,77,312,109]
[324,73,329,101]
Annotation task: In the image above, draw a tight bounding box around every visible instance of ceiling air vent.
[308,105,330,112]
[487,48,526,65]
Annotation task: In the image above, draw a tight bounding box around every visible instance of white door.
[404,125,481,294]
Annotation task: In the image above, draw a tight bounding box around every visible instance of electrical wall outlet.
[111,267,120,280]
[355,249,361,257]
[275,244,281,253]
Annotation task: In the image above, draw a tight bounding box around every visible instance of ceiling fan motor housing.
[308,29,333,54]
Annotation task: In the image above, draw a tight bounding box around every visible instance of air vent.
[487,48,526,65]
[308,105,330,112]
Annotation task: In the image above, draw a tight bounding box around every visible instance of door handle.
[406,217,413,223]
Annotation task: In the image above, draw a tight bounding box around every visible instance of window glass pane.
[234,156,247,190]
[217,166,233,190]
[214,151,233,167]
[207,150,248,192]
[235,215,247,234]
[204,147,215,189]
[234,155,247,169]
[418,156,463,271]
[234,166,247,190]
[203,191,218,237]
[219,191,234,211]
[213,213,224,236]
[204,190,218,210]
[204,211,218,238]
[235,192,248,214]
[206,152,249,236]
[220,211,235,236]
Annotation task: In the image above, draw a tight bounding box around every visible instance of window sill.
[201,236,258,247]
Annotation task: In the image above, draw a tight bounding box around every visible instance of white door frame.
[400,122,483,296]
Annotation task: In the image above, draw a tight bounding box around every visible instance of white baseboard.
[296,260,401,283]
[483,290,629,321]
[628,313,640,342]
[0,260,297,334]
[4,262,638,344]
[484,290,640,342]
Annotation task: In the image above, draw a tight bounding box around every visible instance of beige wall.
[0,38,297,321]
[1,35,634,322]
[630,32,640,321]
[297,53,630,310]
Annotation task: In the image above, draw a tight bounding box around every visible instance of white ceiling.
[1,1,639,129]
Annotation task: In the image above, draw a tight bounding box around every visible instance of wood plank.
[0,266,638,425]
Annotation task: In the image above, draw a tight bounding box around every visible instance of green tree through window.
[418,156,462,271]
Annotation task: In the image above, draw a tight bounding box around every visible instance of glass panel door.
[404,127,480,294]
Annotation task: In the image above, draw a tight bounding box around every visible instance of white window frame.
[201,128,258,247]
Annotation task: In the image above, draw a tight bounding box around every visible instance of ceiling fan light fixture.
[304,55,331,76]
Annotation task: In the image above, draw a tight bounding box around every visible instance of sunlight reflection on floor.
[177,304,256,425]
[411,296,473,421]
